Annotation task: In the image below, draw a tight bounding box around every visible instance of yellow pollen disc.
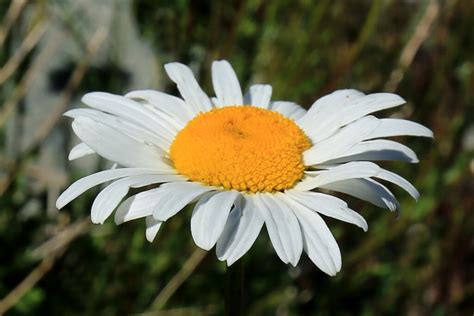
[170,106,311,193]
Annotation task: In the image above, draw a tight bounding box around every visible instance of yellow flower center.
[170,106,311,193]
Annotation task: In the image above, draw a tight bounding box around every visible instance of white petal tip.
[322,268,338,277]
[195,242,212,251]
[412,191,420,201]
[80,94,90,103]
[226,258,237,266]
[213,59,230,66]
[124,90,141,98]
[55,200,65,210]
[385,93,406,104]
[63,110,74,118]
[163,62,181,72]
[361,224,369,232]
[384,198,400,212]
[90,214,103,225]
[81,92,101,104]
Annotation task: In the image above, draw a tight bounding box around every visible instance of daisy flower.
[56,60,432,276]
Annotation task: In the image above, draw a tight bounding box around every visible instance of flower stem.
[225,259,244,316]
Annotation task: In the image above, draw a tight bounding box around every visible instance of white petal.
[301,90,365,121]
[81,92,153,125]
[300,89,364,121]
[56,168,169,209]
[324,139,419,164]
[376,169,419,200]
[72,117,171,170]
[270,101,307,120]
[191,190,240,250]
[66,109,172,150]
[68,143,94,160]
[286,191,368,231]
[164,62,212,113]
[91,174,185,224]
[243,84,272,108]
[146,216,163,242]
[153,182,214,221]
[298,89,365,137]
[141,103,184,133]
[82,92,178,143]
[300,91,405,142]
[254,194,303,266]
[306,162,418,201]
[321,178,400,212]
[212,60,243,106]
[365,118,433,140]
[303,116,380,165]
[125,90,195,123]
[216,196,264,265]
[114,188,162,224]
[295,161,382,191]
[281,194,342,276]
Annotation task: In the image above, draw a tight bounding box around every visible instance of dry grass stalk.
[384,0,441,92]
[0,20,46,85]
[0,0,28,47]
[0,28,106,195]
[23,27,107,152]
[0,218,91,314]
[0,33,61,128]
[149,248,208,311]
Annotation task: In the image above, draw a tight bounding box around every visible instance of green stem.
[225,259,244,316]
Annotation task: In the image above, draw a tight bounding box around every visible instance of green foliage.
[1,0,473,315]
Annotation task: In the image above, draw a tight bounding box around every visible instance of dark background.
[0,0,473,315]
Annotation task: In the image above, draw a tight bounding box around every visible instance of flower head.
[57,60,432,275]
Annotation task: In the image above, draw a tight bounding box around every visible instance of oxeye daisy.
[57,60,432,276]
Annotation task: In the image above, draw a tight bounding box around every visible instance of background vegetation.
[0,0,473,315]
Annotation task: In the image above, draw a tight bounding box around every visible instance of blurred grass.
[0,0,473,315]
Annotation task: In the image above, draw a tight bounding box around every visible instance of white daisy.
[57,60,432,276]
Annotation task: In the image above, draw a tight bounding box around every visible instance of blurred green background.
[0,0,473,315]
